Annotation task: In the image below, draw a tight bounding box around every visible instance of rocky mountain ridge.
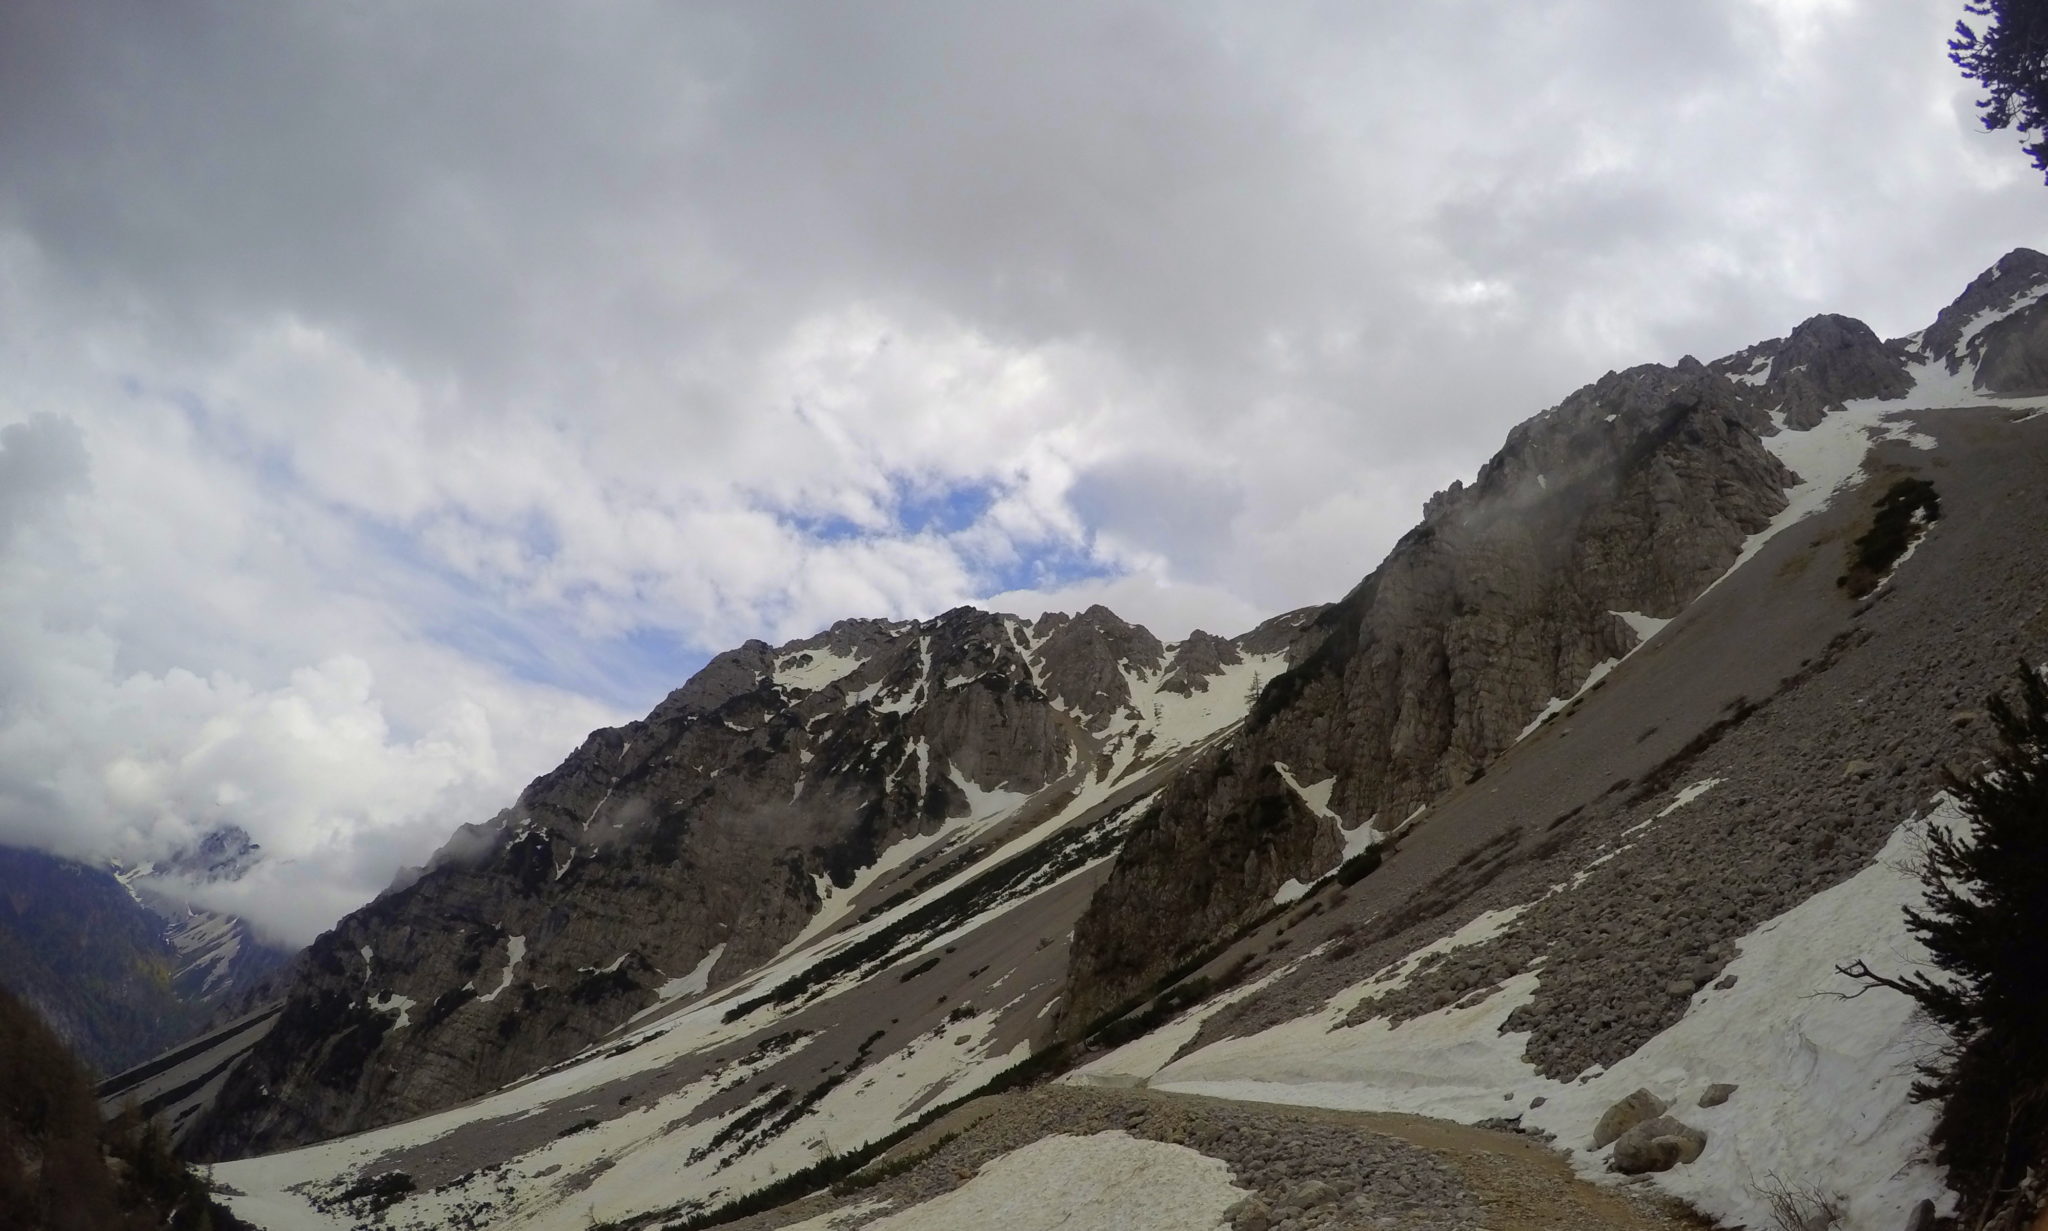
[185,603,1319,1157]
[125,248,2048,1231]
[1059,248,2048,1030]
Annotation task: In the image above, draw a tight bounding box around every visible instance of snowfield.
[777,1133,1246,1231]
[1093,801,1960,1231]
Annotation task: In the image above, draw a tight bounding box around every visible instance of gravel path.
[734,1085,1706,1231]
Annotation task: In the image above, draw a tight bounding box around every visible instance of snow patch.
[1612,610,1671,645]
[1151,805,1962,1231]
[477,935,526,1004]
[1517,657,1619,741]
[778,771,1032,958]
[1271,761,1381,892]
[629,943,725,1023]
[368,992,416,1030]
[776,647,866,692]
[830,1131,1246,1231]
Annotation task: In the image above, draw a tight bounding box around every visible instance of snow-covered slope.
[207,635,1294,1228]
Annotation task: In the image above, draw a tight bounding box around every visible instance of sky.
[0,1,2039,946]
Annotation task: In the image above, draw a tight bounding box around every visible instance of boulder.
[1288,1180,1338,1209]
[1611,1114,1707,1174]
[1903,1197,1936,1231]
[1592,1088,1669,1149]
[1698,1082,1737,1108]
[1225,1196,1271,1231]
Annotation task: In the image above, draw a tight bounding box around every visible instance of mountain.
[116,827,289,1011]
[144,249,2048,1231]
[183,603,1321,1158]
[0,829,288,1076]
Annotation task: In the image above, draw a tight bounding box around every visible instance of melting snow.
[367,992,416,1030]
[477,935,527,1004]
[1517,657,1620,741]
[1612,610,1670,645]
[1268,763,1380,899]
[1146,805,1962,1231]
[630,943,726,1023]
[1713,354,2048,596]
[823,1132,1246,1231]
[776,647,867,692]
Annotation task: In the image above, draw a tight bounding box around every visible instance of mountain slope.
[186,604,1320,1158]
[177,249,2048,1231]
[0,828,289,1078]
[0,847,200,1075]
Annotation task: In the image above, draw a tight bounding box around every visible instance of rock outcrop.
[1061,343,1842,1027]
[1918,246,2048,390]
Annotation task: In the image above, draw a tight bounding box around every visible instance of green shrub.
[1839,476,1939,597]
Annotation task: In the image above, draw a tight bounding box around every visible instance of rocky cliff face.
[1059,253,2046,1028]
[189,604,1319,1157]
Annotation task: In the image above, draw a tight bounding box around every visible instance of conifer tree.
[1842,663,2048,1227]
[1950,1,2048,183]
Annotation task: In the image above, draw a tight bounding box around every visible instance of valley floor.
[739,1085,1705,1231]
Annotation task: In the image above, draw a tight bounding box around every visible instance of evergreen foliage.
[1842,663,2048,1227]
[1950,1,2048,182]
[0,986,248,1230]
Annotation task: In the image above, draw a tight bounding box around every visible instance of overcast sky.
[0,1,2039,944]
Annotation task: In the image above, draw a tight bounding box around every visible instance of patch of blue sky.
[981,535,1115,596]
[346,515,701,716]
[779,474,999,543]
[891,475,995,535]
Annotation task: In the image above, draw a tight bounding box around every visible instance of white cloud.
[0,1,2039,941]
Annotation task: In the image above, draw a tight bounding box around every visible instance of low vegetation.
[0,987,247,1230]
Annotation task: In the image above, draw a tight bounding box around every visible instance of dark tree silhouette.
[1950,1,2048,183]
[1841,663,2048,1228]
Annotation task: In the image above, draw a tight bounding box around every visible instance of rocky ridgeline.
[188,603,1315,1158]
[1060,250,2048,1029]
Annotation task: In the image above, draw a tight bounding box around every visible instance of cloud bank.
[0,0,2038,943]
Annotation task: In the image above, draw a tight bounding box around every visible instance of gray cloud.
[0,0,2039,940]
[0,414,89,550]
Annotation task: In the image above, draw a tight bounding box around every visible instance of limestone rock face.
[1767,313,1912,429]
[1032,605,1165,729]
[1918,246,2048,384]
[187,602,1315,1159]
[1158,630,1245,696]
[1974,299,2048,396]
[1054,253,2048,1030]
[1062,351,1823,1026]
